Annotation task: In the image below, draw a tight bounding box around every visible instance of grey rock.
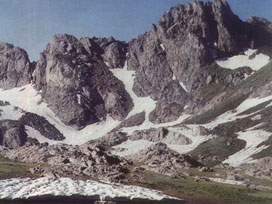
[2,123,27,149]
[0,142,131,182]
[103,41,127,68]
[126,0,253,123]
[0,42,32,89]
[33,34,133,128]
[133,143,203,176]
[130,127,192,145]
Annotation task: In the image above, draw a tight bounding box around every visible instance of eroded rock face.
[0,42,32,89]
[33,34,132,128]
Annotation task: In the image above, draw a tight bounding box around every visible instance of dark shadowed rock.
[0,42,32,89]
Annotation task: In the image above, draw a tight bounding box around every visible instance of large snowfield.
[216,48,270,71]
[0,177,179,201]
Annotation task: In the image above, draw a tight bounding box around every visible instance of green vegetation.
[185,93,248,124]
[0,155,39,179]
[189,137,246,165]
[127,170,272,204]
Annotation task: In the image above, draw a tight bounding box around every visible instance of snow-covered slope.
[0,85,120,145]
[0,177,180,202]
[216,49,270,71]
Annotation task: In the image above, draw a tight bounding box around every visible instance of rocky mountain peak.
[33,34,132,129]
[0,42,32,89]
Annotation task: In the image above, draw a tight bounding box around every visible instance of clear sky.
[0,0,271,61]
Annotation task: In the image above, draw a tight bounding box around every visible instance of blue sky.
[0,0,271,61]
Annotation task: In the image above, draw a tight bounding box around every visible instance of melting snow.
[0,85,120,145]
[122,114,191,135]
[216,48,270,71]
[223,127,271,167]
[112,125,214,156]
[167,125,215,154]
[204,95,272,129]
[0,177,179,201]
[112,139,154,157]
[209,177,245,186]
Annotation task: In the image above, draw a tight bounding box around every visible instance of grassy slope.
[127,170,272,204]
[0,155,39,179]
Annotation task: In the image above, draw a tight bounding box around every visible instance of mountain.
[0,0,272,203]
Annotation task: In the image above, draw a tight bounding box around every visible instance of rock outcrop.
[133,143,203,177]
[0,42,32,89]
[130,127,192,145]
[1,142,131,182]
[0,121,27,149]
[33,34,133,128]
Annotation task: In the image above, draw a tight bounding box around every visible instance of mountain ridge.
[0,1,272,202]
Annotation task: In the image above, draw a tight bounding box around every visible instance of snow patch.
[25,126,59,145]
[122,114,191,135]
[160,44,165,51]
[209,177,245,186]
[76,94,81,105]
[167,125,215,154]
[251,114,262,121]
[204,95,272,129]
[0,177,179,201]
[110,61,157,125]
[179,82,189,93]
[0,105,23,120]
[223,127,271,167]
[216,48,270,71]
[172,74,177,80]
